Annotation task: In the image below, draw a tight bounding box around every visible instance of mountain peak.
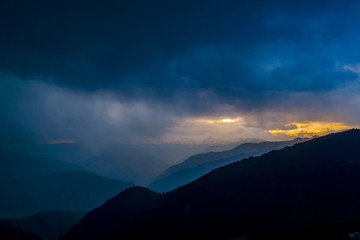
[61,186,161,240]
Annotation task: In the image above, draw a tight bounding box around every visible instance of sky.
[1,0,360,183]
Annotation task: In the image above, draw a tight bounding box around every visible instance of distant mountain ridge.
[149,138,306,192]
[62,129,360,239]
[0,151,134,218]
[0,152,84,179]
[0,171,133,218]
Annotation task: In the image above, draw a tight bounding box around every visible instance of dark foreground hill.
[62,129,360,240]
[149,138,305,192]
[0,223,42,240]
[61,187,161,240]
[0,211,86,240]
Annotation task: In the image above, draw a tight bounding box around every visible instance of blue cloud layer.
[1,0,359,97]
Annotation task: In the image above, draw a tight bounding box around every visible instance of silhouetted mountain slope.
[149,138,306,192]
[135,129,360,239]
[0,171,133,218]
[64,129,360,239]
[0,223,42,240]
[0,211,86,240]
[61,187,161,240]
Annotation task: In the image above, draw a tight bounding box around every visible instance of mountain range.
[0,152,133,218]
[149,138,306,192]
[61,129,360,240]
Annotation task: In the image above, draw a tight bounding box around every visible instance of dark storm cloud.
[1,0,360,129]
[1,0,359,96]
[2,0,360,184]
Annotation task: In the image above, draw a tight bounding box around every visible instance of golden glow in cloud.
[266,121,352,138]
[161,117,247,144]
[204,118,242,124]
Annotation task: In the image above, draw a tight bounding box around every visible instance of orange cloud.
[266,121,352,138]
